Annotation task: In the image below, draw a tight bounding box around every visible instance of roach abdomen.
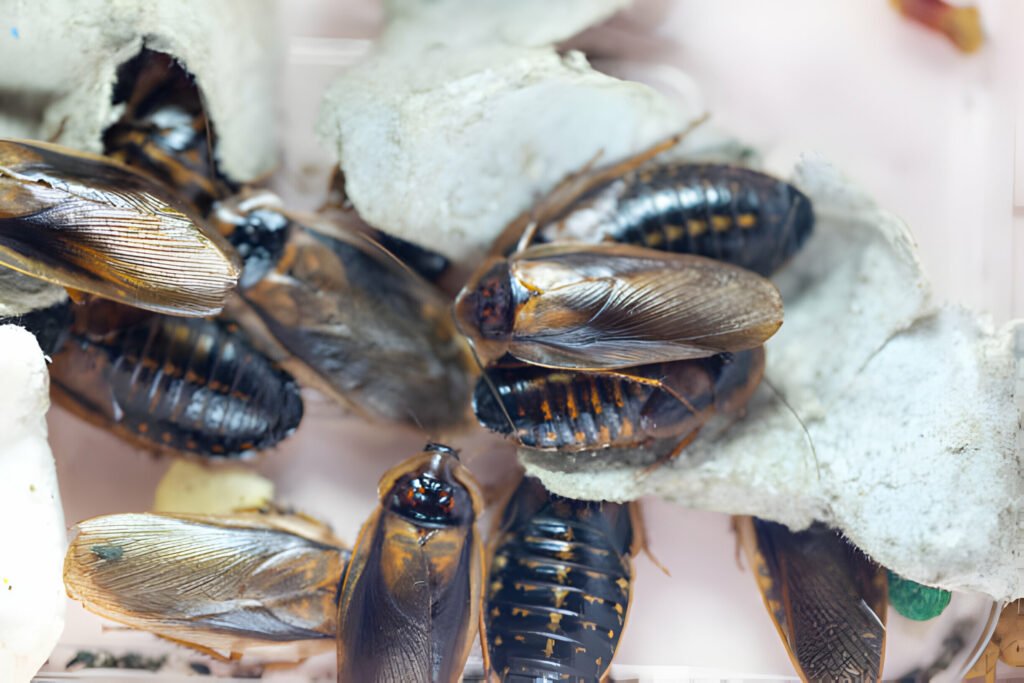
[542,163,814,277]
[474,363,652,451]
[52,315,302,458]
[486,495,633,682]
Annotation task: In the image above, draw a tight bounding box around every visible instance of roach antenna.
[762,376,821,481]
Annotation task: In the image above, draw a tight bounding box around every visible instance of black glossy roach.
[50,299,302,458]
[474,349,764,454]
[734,516,888,682]
[483,476,639,682]
[64,510,349,659]
[527,163,814,278]
[336,444,484,683]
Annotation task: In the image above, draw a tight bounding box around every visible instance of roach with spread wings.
[336,444,483,683]
[63,511,349,659]
[482,476,640,682]
[734,516,888,683]
[50,299,303,458]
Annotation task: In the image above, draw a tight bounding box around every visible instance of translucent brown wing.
[736,516,887,683]
[0,139,239,315]
[337,453,483,683]
[507,243,782,369]
[241,223,473,429]
[63,512,348,658]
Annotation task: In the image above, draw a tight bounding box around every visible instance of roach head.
[455,260,513,341]
[386,448,473,527]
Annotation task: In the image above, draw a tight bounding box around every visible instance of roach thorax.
[210,191,292,289]
[387,471,474,527]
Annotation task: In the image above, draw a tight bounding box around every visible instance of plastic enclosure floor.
[37,0,1023,681]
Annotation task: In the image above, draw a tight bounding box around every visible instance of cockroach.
[474,348,764,454]
[482,476,639,682]
[462,133,802,461]
[336,443,483,683]
[734,516,888,682]
[63,510,349,659]
[523,162,813,278]
[98,49,472,433]
[240,219,475,430]
[103,49,234,215]
[50,299,302,458]
[454,242,782,371]
[0,138,240,316]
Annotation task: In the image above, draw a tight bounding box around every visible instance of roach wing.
[242,226,473,429]
[0,139,239,315]
[64,513,347,657]
[509,244,782,369]
[741,517,887,683]
[337,509,480,683]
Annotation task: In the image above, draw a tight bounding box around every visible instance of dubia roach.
[735,516,888,682]
[483,476,639,682]
[454,242,782,371]
[474,348,764,454]
[527,162,814,278]
[103,48,234,215]
[0,138,239,316]
[336,444,483,683]
[63,511,349,659]
[50,299,302,458]
[241,219,474,430]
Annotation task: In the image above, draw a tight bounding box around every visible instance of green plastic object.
[887,570,952,621]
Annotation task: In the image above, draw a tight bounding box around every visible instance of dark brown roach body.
[531,163,814,277]
[484,476,638,682]
[337,444,483,683]
[474,349,764,452]
[242,223,474,430]
[735,517,888,682]
[50,301,302,458]
[103,49,233,215]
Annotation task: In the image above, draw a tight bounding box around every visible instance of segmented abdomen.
[539,163,814,277]
[51,314,302,458]
[486,485,633,682]
[474,352,762,451]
